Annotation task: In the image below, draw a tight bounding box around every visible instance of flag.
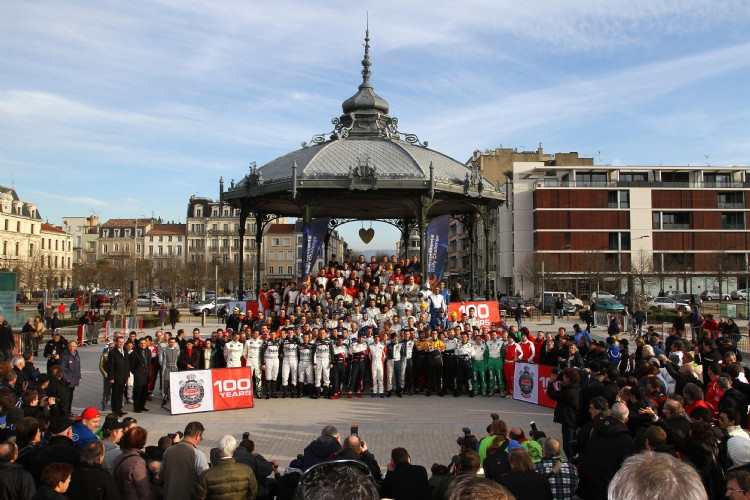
[302,217,330,283]
[425,214,450,288]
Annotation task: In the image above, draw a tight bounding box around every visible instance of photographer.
[331,433,381,486]
[233,436,277,500]
[547,367,581,458]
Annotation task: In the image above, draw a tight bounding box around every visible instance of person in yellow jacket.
[425,328,445,396]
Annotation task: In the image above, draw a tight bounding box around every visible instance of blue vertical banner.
[302,217,330,284]
[425,214,451,288]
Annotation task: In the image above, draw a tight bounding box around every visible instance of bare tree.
[517,253,542,296]
[630,249,656,299]
[580,250,608,297]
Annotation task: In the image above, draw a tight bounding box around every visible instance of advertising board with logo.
[512,362,558,409]
[447,301,500,328]
[169,366,254,415]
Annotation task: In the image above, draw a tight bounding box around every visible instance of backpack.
[483,439,511,481]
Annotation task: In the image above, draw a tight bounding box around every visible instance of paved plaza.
[56,314,589,472]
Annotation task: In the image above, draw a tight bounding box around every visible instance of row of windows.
[576,171,736,185]
[653,212,746,230]
[101,228,142,238]
[147,246,182,256]
[193,207,241,218]
[2,219,36,234]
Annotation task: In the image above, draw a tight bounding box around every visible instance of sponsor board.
[170,366,254,414]
[512,362,558,408]
[447,301,500,328]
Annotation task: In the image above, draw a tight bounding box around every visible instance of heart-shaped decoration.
[359,228,375,244]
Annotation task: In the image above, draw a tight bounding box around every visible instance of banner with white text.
[169,366,254,415]
[302,217,330,284]
[512,362,558,408]
[447,301,501,328]
[425,214,450,288]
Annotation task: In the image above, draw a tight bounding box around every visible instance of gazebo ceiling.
[223,29,504,220]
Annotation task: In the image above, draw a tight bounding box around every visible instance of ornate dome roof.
[225,29,503,219]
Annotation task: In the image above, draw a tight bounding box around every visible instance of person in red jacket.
[504,335,521,396]
[518,330,536,363]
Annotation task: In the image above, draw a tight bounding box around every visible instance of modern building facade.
[492,148,750,299]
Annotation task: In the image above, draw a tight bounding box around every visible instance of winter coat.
[548,381,580,428]
[191,458,258,500]
[60,349,81,387]
[114,449,157,500]
[0,461,36,500]
[68,462,121,500]
[577,416,636,500]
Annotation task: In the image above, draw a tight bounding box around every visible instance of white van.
[535,291,583,311]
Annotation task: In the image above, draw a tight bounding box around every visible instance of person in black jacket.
[577,402,636,500]
[107,336,130,417]
[32,417,82,485]
[0,441,37,500]
[42,331,67,371]
[45,365,71,419]
[66,440,120,500]
[381,447,429,500]
[331,435,381,486]
[548,367,581,458]
[233,438,277,500]
[129,338,150,413]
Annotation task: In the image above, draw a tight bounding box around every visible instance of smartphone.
[48,397,56,405]
[351,424,359,437]
[530,421,538,431]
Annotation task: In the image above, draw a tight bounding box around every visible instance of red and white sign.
[169,366,254,415]
[448,301,500,328]
[512,362,558,408]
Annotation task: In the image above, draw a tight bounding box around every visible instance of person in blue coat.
[59,341,81,405]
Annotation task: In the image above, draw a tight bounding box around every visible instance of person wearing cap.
[43,330,68,371]
[101,416,126,474]
[71,407,101,448]
[226,307,242,332]
[32,416,82,484]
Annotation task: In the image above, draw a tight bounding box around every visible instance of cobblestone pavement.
[59,315,608,473]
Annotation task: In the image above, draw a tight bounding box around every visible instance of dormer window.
[195,207,202,217]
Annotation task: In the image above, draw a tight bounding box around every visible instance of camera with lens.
[167,431,183,441]
[551,367,561,377]
[242,432,250,441]
[456,427,472,446]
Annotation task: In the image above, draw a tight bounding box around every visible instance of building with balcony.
[264,220,348,284]
[497,153,750,299]
[0,186,42,282]
[40,223,73,289]
[186,196,260,294]
[62,215,101,265]
[144,223,185,264]
[99,218,155,261]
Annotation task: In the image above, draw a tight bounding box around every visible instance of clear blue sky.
[2,1,750,250]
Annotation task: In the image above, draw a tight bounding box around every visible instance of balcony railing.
[539,179,750,189]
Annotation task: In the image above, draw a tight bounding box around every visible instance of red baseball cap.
[76,407,100,421]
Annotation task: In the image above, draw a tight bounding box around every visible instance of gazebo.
[222,29,505,298]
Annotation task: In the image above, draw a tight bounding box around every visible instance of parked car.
[189,297,233,316]
[534,291,583,311]
[595,297,625,311]
[647,297,691,312]
[700,290,731,301]
[137,294,164,307]
[498,296,531,317]
[674,293,702,306]
[541,296,576,315]
[731,289,749,300]
[590,291,615,299]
